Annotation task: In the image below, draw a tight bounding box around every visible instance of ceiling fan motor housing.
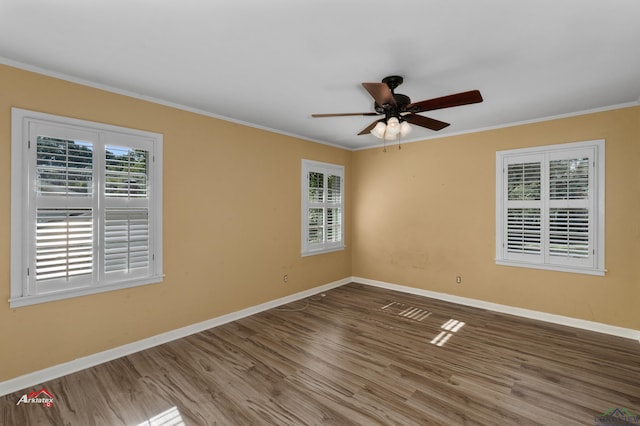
[375,93,411,115]
[375,76,411,115]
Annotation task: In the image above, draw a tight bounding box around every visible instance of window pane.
[308,172,324,188]
[105,146,149,198]
[549,208,589,258]
[309,188,324,203]
[549,158,589,200]
[36,137,93,196]
[308,172,324,202]
[308,227,323,244]
[308,208,323,227]
[105,209,150,272]
[507,208,541,254]
[327,208,341,242]
[327,175,341,203]
[36,209,93,281]
[327,208,341,226]
[507,162,540,200]
[308,208,324,244]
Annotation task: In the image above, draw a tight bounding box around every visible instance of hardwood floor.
[2,283,639,425]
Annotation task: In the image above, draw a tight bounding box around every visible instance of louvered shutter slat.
[506,208,541,254]
[105,209,150,273]
[36,209,93,281]
[549,208,589,258]
[507,162,541,200]
[105,146,149,198]
[36,137,93,196]
[549,158,589,200]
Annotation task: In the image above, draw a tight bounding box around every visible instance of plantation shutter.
[504,156,543,263]
[27,123,156,295]
[102,145,151,279]
[546,151,593,268]
[307,171,324,244]
[302,160,344,255]
[32,124,99,294]
[105,146,149,198]
[500,146,597,270]
[105,209,150,273]
[326,174,342,243]
[35,208,93,281]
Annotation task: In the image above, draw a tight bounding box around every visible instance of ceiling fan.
[312,75,483,139]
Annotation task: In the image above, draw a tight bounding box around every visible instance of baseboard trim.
[0,277,350,397]
[354,276,640,341]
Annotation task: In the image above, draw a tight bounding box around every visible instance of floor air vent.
[381,301,432,321]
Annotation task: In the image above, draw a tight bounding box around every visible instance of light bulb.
[385,117,400,136]
[371,121,386,139]
[400,121,411,137]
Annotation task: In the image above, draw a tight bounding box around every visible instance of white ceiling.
[1,0,639,150]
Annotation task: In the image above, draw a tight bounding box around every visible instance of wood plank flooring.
[2,282,639,425]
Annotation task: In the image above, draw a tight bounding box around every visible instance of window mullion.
[592,158,598,259]
[95,136,105,286]
[541,154,550,264]
[323,171,329,244]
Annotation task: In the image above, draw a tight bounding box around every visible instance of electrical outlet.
[283,274,288,283]
[455,276,462,284]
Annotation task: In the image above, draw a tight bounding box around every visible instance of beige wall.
[0,65,352,382]
[1,63,638,384]
[353,106,640,330]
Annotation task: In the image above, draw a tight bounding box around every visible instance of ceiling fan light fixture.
[384,132,398,141]
[400,120,411,137]
[385,117,400,136]
[371,121,387,139]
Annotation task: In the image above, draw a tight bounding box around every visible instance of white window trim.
[10,108,164,308]
[495,139,605,276]
[301,159,345,256]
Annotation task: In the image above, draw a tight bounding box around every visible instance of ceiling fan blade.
[312,112,379,118]
[404,114,450,131]
[362,82,397,108]
[358,119,384,135]
[407,90,483,113]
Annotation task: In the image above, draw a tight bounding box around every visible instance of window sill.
[495,260,605,276]
[301,246,345,257]
[9,275,165,308]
